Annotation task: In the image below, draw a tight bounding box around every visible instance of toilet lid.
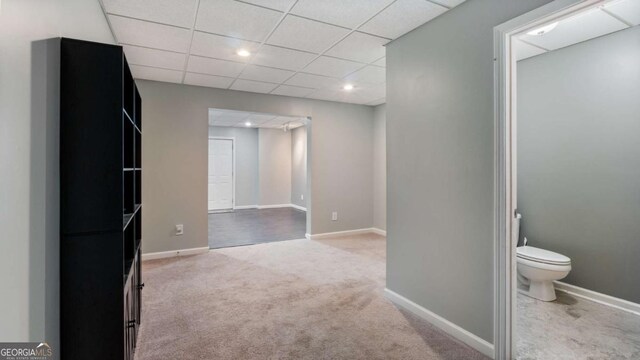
[517,246,571,265]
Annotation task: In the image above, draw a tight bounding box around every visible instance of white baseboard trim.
[305,233,311,240]
[371,227,387,236]
[234,205,258,210]
[309,228,381,240]
[257,204,292,209]
[142,246,210,261]
[554,281,640,317]
[384,288,494,358]
[290,203,307,212]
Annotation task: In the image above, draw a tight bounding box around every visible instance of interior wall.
[291,126,308,209]
[0,0,114,352]
[259,128,292,206]
[139,80,375,254]
[208,126,259,207]
[517,26,640,303]
[373,104,386,231]
[385,0,552,343]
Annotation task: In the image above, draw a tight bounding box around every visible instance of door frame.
[493,0,604,358]
[208,136,236,212]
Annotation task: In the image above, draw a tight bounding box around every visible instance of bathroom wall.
[386,0,553,344]
[517,26,640,303]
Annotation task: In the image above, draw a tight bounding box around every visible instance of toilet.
[514,214,571,301]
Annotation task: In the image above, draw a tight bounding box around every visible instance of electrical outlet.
[301,194,304,201]
[175,224,184,235]
[332,212,338,221]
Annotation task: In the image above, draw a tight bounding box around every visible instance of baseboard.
[371,227,387,236]
[234,205,258,210]
[554,281,640,316]
[384,289,494,358]
[142,246,210,261]
[257,204,292,209]
[290,203,307,212]
[305,233,311,240]
[309,228,379,240]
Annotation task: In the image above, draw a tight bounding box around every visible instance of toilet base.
[520,280,557,301]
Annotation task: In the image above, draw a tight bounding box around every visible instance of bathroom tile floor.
[517,290,640,359]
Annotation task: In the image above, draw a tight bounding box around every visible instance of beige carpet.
[134,234,487,360]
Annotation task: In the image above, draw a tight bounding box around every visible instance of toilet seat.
[516,246,571,266]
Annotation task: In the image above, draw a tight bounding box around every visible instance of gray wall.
[386,0,552,343]
[259,128,292,205]
[291,126,308,208]
[517,26,640,303]
[208,126,259,207]
[0,0,114,351]
[139,80,375,254]
[373,104,386,231]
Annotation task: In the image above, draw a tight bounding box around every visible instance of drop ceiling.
[209,108,305,129]
[99,0,466,106]
[515,0,639,61]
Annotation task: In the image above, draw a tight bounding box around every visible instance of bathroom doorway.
[495,0,640,358]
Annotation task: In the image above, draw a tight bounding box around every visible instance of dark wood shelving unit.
[60,37,143,360]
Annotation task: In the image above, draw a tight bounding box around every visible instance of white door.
[208,138,233,211]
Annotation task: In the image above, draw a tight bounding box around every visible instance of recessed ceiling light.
[343,84,354,91]
[237,49,251,57]
[245,121,252,127]
[526,22,558,36]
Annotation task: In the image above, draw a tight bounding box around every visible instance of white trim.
[305,233,311,240]
[371,227,386,236]
[234,205,258,210]
[290,203,307,212]
[493,1,605,358]
[309,228,378,240]
[257,204,292,209]
[141,246,210,261]
[554,281,640,317]
[384,289,494,358]
[208,136,236,212]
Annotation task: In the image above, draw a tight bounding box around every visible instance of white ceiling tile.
[325,32,388,63]
[184,72,234,89]
[271,84,316,97]
[290,0,394,29]
[109,15,192,52]
[190,32,260,63]
[303,56,364,78]
[187,56,246,77]
[603,0,640,26]
[306,88,340,101]
[513,38,547,61]
[239,64,294,83]
[367,97,386,106]
[246,113,277,124]
[130,65,183,83]
[251,45,317,70]
[239,0,297,11]
[429,0,466,8]
[102,0,198,28]
[359,0,448,39]
[196,0,283,42]
[123,45,186,70]
[344,65,385,84]
[520,9,628,50]
[230,79,279,94]
[285,73,343,89]
[266,15,350,54]
[372,57,386,67]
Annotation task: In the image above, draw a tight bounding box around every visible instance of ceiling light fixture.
[237,49,251,57]
[245,121,252,127]
[343,84,354,91]
[526,22,558,36]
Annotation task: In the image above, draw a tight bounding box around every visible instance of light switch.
[176,224,184,235]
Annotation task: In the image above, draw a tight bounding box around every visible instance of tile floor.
[208,207,306,248]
